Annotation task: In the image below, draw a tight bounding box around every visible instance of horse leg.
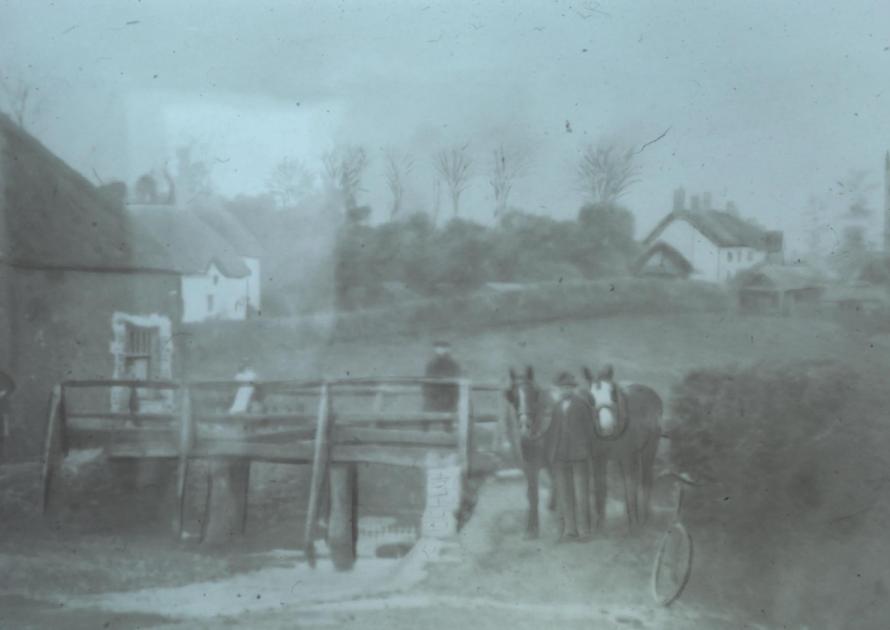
[618,459,634,533]
[590,454,607,532]
[525,462,540,539]
[546,465,558,512]
[622,456,641,532]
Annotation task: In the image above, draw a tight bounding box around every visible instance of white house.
[636,190,783,283]
[127,204,258,323]
[194,206,264,314]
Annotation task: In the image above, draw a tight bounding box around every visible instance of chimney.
[672,187,686,212]
[702,191,712,210]
[690,194,701,212]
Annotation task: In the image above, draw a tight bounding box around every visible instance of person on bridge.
[549,371,592,542]
[230,361,265,415]
[422,341,461,431]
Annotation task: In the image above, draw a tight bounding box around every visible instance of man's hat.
[555,371,577,388]
[433,340,451,349]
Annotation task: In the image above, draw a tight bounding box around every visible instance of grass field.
[188,310,890,405]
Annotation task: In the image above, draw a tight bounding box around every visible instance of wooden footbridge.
[41,377,518,569]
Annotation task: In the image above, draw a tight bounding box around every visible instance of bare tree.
[322,145,369,211]
[488,144,529,218]
[576,144,640,205]
[383,148,415,220]
[433,144,473,218]
[267,157,316,208]
[0,75,36,129]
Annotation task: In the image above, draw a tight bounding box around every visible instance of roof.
[633,241,694,276]
[644,209,781,251]
[0,113,136,269]
[737,264,825,292]
[126,205,251,278]
[193,205,264,259]
[823,283,889,304]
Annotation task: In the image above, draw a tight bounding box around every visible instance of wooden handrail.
[65,412,176,422]
[60,377,504,396]
[62,379,180,389]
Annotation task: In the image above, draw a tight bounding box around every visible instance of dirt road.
[1,473,776,630]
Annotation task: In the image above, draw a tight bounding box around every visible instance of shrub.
[669,360,859,527]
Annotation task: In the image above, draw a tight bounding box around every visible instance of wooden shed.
[736,264,825,316]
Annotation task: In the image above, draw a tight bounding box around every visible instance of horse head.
[583,365,621,438]
[505,366,550,438]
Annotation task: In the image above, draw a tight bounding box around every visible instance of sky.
[2,0,890,254]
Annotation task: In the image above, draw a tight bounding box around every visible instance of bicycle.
[650,470,706,606]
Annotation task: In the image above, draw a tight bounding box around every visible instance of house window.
[111,313,173,412]
[207,294,215,312]
[727,252,733,262]
[748,251,753,262]
[124,323,160,380]
[213,275,219,286]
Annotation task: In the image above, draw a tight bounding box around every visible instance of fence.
[41,376,511,569]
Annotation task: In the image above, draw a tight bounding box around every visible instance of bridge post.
[327,462,358,570]
[421,451,461,538]
[175,385,194,538]
[41,385,64,514]
[202,459,250,546]
[304,383,333,567]
[457,379,472,478]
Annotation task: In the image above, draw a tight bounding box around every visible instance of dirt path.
[45,475,775,630]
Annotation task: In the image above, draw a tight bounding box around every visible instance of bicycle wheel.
[651,522,693,606]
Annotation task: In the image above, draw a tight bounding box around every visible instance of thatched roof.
[193,205,263,259]
[644,209,782,252]
[0,114,252,278]
[0,113,137,270]
[126,205,250,278]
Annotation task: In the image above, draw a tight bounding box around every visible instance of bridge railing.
[41,376,510,561]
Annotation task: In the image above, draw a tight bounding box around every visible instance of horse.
[503,366,558,539]
[582,366,662,530]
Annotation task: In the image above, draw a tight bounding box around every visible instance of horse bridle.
[588,381,628,440]
[511,380,552,442]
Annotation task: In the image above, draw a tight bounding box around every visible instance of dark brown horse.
[503,366,558,538]
[582,366,662,529]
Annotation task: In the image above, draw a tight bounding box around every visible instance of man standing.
[548,371,592,542]
[422,341,461,431]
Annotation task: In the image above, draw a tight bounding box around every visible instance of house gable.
[181,260,250,323]
[633,242,693,278]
